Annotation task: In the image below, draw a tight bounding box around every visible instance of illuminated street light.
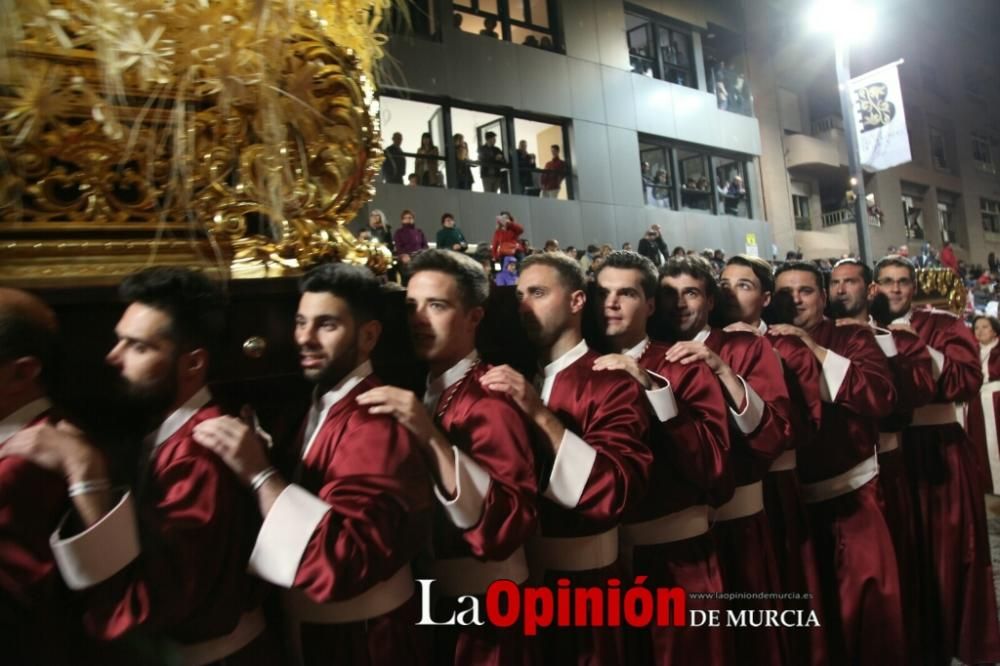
[808,0,878,265]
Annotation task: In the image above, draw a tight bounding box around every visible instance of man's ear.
[569,289,587,315]
[9,356,42,386]
[359,319,383,354]
[762,291,772,309]
[181,348,208,379]
[468,306,485,330]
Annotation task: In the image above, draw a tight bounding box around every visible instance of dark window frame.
[625,7,697,89]
[453,0,562,51]
[378,89,573,200]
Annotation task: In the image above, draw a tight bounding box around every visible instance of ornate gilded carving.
[915,267,967,315]
[0,0,397,283]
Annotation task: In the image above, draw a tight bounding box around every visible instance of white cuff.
[875,332,898,358]
[543,430,598,509]
[248,484,331,588]
[51,491,140,590]
[927,346,945,381]
[644,372,679,422]
[434,447,492,529]
[730,378,765,435]
[820,349,851,403]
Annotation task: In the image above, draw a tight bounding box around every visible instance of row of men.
[1,249,998,666]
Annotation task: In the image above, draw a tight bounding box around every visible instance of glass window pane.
[378,96,445,187]
[715,159,748,217]
[511,25,553,49]
[452,107,507,193]
[509,0,525,22]
[677,150,712,211]
[453,0,472,6]
[514,118,566,199]
[529,0,549,28]
[479,0,498,15]
[639,143,671,208]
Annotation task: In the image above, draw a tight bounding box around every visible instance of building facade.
[356,0,773,258]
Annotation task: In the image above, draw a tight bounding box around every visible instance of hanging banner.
[848,62,912,171]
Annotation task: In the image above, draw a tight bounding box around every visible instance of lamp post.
[809,1,877,265]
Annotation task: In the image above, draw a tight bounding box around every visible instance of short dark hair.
[485,131,497,139]
[551,145,560,152]
[300,263,384,322]
[0,289,58,387]
[726,255,774,293]
[440,213,454,225]
[774,260,825,290]
[400,208,414,219]
[832,257,873,286]
[597,251,658,299]
[973,315,1000,338]
[119,267,226,354]
[660,255,719,303]
[408,249,489,309]
[521,253,586,292]
[874,254,916,283]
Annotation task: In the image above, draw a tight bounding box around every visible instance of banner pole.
[836,37,874,266]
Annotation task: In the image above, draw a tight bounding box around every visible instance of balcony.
[785,115,848,175]
[821,208,882,228]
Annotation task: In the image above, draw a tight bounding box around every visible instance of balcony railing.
[821,208,881,228]
[811,115,843,135]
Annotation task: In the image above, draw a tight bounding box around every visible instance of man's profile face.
[406,271,481,365]
[105,302,181,414]
[828,264,869,318]
[517,264,580,349]
[294,292,363,388]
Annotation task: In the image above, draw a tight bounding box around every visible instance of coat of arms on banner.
[854,83,896,132]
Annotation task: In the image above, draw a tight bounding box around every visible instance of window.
[982,198,1000,234]
[793,195,811,230]
[453,0,557,50]
[928,127,949,171]
[937,190,960,244]
[378,92,571,199]
[703,26,753,116]
[384,0,439,38]
[637,136,752,216]
[625,10,696,89]
[901,191,925,240]
[973,135,995,174]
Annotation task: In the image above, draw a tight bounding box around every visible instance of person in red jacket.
[939,241,958,273]
[490,211,524,262]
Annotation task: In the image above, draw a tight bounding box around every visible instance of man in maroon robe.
[354,249,538,665]
[772,261,902,665]
[479,252,652,665]
[0,288,96,665]
[2,268,278,665]
[658,255,792,665]
[874,254,1000,664]
[720,255,828,666]
[194,263,434,666]
[591,251,733,665]
[827,258,936,663]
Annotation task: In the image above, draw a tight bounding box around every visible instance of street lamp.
[807,0,877,265]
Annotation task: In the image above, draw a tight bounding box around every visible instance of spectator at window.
[523,35,540,48]
[540,145,566,198]
[454,133,474,190]
[415,132,442,187]
[478,132,507,193]
[652,169,671,208]
[539,36,553,50]
[543,239,560,253]
[480,16,499,38]
[435,213,467,252]
[393,209,428,269]
[490,211,523,261]
[407,173,419,186]
[721,174,745,215]
[381,132,405,184]
[516,140,537,194]
[696,176,710,191]
[641,161,654,204]
[453,12,463,29]
[638,224,668,266]
[495,256,519,286]
[940,240,959,273]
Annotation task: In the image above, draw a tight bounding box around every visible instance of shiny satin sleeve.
[651,359,730,493]
[890,330,936,412]
[924,314,983,402]
[291,416,433,603]
[723,333,792,466]
[443,391,537,560]
[562,372,652,529]
[830,326,896,419]
[0,459,65,608]
[772,335,823,440]
[77,452,254,641]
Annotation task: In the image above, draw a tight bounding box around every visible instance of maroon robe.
[531,341,652,666]
[426,359,540,666]
[251,366,434,666]
[625,338,733,666]
[778,318,903,666]
[871,325,935,665]
[703,328,791,666]
[967,340,1000,493]
[761,331,829,666]
[901,308,1000,664]
[49,389,279,666]
[0,400,96,665]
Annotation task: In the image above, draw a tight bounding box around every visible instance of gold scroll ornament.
[915,267,967,315]
[0,0,396,284]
